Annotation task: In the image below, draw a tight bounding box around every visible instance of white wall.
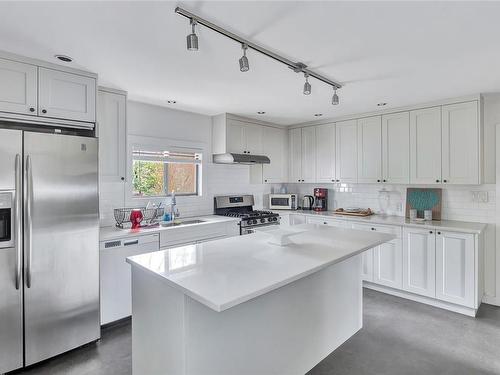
[99,101,274,226]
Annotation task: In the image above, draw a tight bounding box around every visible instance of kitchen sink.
[160,219,206,227]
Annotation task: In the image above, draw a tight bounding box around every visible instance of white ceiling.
[0,1,499,125]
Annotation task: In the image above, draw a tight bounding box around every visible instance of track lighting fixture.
[303,73,311,95]
[176,7,343,102]
[332,88,339,105]
[239,44,249,72]
[186,19,198,51]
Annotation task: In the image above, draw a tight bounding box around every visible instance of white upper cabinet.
[289,128,302,182]
[435,231,475,307]
[441,101,480,185]
[97,89,127,183]
[357,116,382,183]
[402,227,436,298]
[336,119,358,183]
[38,67,96,123]
[244,123,263,155]
[225,119,246,154]
[382,112,410,184]
[301,127,316,183]
[224,118,262,155]
[410,107,442,184]
[315,123,336,183]
[262,126,287,183]
[0,58,37,115]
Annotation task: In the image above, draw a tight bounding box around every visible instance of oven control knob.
[273,217,278,222]
[260,218,266,223]
[252,219,257,224]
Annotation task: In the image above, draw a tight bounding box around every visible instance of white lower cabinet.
[374,239,402,289]
[402,227,436,298]
[286,213,481,315]
[435,231,475,307]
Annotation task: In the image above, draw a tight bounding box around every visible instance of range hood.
[212,153,270,165]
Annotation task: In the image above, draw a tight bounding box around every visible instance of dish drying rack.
[114,207,165,229]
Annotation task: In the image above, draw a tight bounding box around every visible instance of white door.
[374,239,403,289]
[244,123,263,155]
[301,127,316,182]
[441,101,479,185]
[435,231,475,307]
[335,119,358,183]
[97,90,127,182]
[357,116,382,183]
[38,67,96,123]
[315,123,336,183]
[382,112,410,184]
[226,119,246,153]
[0,58,37,116]
[410,107,442,184]
[289,128,302,182]
[402,228,436,297]
[262,126,287,183]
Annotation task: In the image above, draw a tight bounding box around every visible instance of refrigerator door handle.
[15,154,22,290]
[25,155,33,288]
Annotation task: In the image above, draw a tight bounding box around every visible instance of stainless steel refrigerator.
[0,127,99,373]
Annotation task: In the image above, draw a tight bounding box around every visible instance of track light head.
[332,87,339,105]
[303,73,311,95]
[239,44,249,72]
[187,19,198,51]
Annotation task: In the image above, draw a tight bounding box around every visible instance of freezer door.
[0,129,23,373]
[23,132,99,365]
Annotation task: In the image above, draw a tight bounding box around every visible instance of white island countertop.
[127,224,394,312]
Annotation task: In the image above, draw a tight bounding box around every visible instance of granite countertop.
[275,210,487,234]
[126,224,394,312]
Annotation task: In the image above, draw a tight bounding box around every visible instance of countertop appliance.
[215,195,280,235]
[313,188,328,212]
[0,125,99,373]
[302,195,314,210]
[269,193,298,210]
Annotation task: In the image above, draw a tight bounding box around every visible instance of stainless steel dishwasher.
[100,233,159,325]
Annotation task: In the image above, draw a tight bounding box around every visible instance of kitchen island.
[127,224,394,375]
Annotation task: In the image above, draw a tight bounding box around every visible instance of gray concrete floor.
[11,289,500,375]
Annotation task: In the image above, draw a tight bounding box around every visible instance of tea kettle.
[302,195,314,210]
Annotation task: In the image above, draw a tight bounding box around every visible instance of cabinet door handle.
[264,179,268,182]
[377,179,381,182]
[124,240,139,246]
[443,180,447,183]
[383,179,387,182]
[435,179,440,183]
[41,109,47,114]
[429,231,433,234]
[437,231,441,235]
[121,177,125,181]
[371,227,376,231]
[29,107,35,112]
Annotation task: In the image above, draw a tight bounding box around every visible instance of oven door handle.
[15,154,22,290]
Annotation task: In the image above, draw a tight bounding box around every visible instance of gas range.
[214,195,280,235]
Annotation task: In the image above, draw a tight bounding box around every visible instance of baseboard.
[482,294,500,307]
[101,316,131,330]
[363,282,478,317]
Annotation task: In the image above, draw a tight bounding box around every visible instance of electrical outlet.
[471,191,488,203]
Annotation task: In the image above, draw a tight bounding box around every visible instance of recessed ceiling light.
[167,100,177,104]
[377,102,387,107]
[54,55,73,63]
[314,113,323,117]
[257,111,266,114]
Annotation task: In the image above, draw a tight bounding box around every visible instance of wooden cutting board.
[333,209,373,217]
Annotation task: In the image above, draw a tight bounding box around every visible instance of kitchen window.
[132,149,202,197]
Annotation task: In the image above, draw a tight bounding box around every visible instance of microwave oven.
[269,194,298,210]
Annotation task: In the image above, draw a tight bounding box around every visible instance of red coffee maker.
[313,188,328,211]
